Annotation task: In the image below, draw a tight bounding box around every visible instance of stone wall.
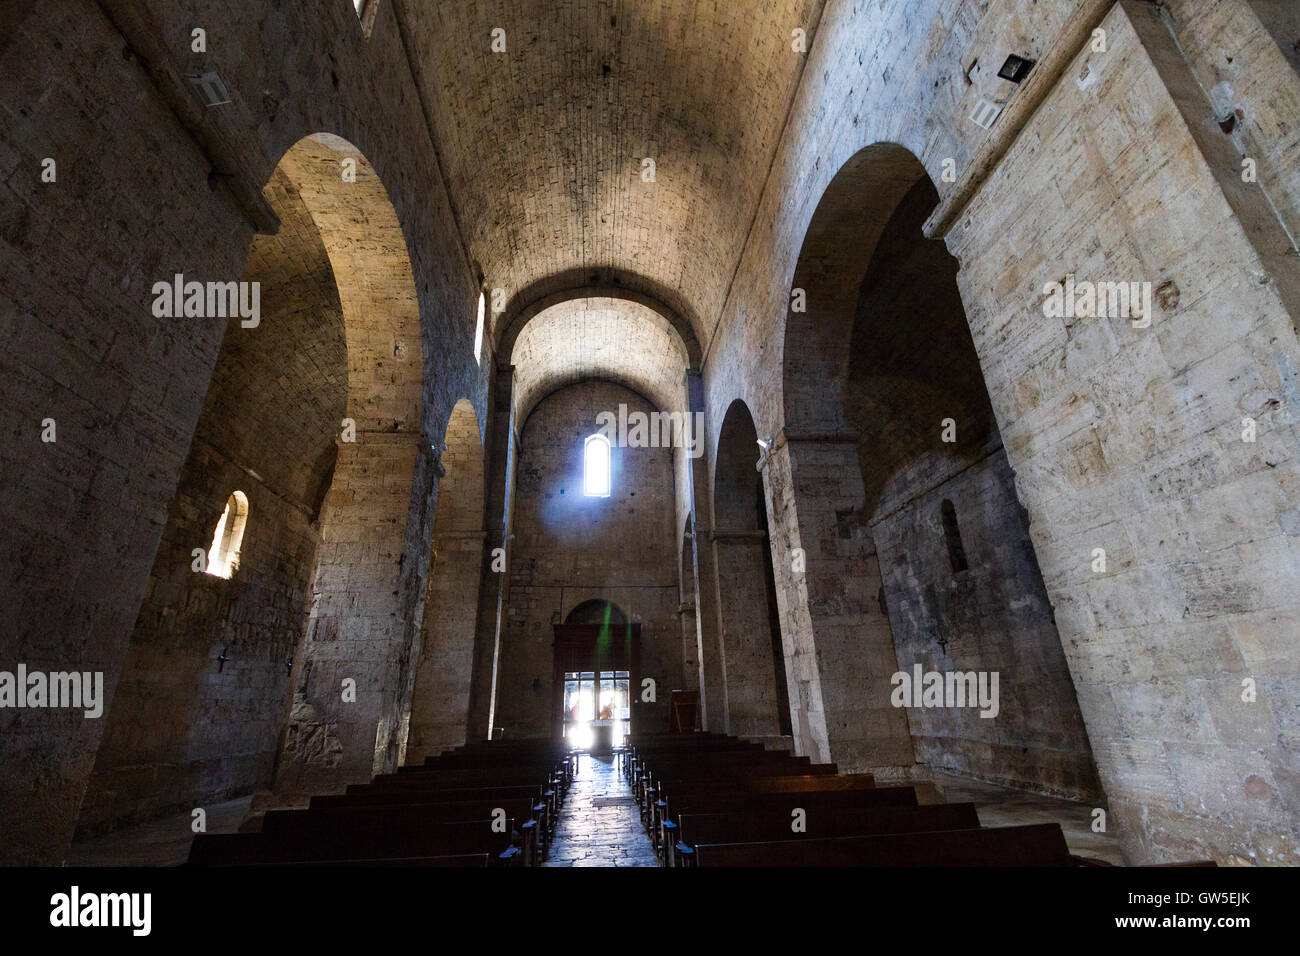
[75,179,346,835]
[846,172,1101,798]
[497,382,682,738]
[0,0,485,863]
[701,0,1300,862]
[945,1,1300,864]
[873,445,1103,799]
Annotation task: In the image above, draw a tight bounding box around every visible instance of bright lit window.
[206,491,249,578]
[583,435,610,497]
[474,292,485,366]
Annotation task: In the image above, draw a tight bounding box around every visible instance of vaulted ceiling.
[511,296,689,424]
[395,0,824,379]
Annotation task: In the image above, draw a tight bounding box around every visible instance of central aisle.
[544,753,660,867]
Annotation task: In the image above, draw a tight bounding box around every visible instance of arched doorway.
[554,600,637,751]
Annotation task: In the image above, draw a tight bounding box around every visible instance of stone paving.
[544,753,661,867]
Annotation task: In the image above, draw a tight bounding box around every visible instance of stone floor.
[932,772,1124,865]
[66,795,253,867]
[544,752,660,867]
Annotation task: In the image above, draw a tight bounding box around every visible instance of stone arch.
[770,141,1103,798]
[498,284,701,366]
[76,135,373,836]
[404,399,487,763]
[709,399,791,744]
[782,143,931,432]
[565,599,630,629]
[267,133,430,797]
[507,292,695,429]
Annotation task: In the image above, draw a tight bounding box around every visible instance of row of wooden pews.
[626,732,1088,867]
[188,740,576,867]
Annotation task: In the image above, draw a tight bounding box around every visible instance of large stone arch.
[75,155,352,839]
[782,143,930,432]
[497,282,702,369]
[268,133,431,798]
[505,288,698,432]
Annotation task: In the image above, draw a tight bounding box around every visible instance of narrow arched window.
[583,435,611,497]
[207,491,249,578]
[941,498,968,574]
[474,292,485,366]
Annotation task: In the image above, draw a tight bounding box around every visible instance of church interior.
[2,0,1299,874]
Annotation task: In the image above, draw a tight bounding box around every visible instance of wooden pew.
[657,784,914,865]
[377,767,562,812]
[302,854,492,868]
[626,738,764,785]
[189,817,522,867]
[321,784,555,853]
[348,778,558,836]
[639,756,838,812]
[692,822,1074,867]
[625,738,763,784]
[261,796,543,865]
[650,771,872,849]
[672,802,980,867]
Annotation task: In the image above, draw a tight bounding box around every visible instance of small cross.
[216,647,231,672]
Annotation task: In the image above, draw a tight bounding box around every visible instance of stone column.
[273,429,434,796]
[710,526,784,740]
[761,429,917,776]
[684,369,724,730]
[405,525,489,762]
[466,363,516,741]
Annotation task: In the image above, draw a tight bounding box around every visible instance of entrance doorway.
[553,601,640,751]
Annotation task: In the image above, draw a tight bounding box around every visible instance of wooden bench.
[673,802,980,867]
[692,822,1074,867]
[347,779,559,840]
[226,853,494,868]
[640,759,840,814]
[649,772,873,849]
[189,817,522,867]
[261,796,543,865]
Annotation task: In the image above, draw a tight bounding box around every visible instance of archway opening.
[493,381,681,742]
[77,140,361,836]
[205,490,249,579]
[711,399,791,743]
[785,143,1103,799]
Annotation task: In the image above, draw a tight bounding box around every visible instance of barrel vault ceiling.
[394,0,825,408]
